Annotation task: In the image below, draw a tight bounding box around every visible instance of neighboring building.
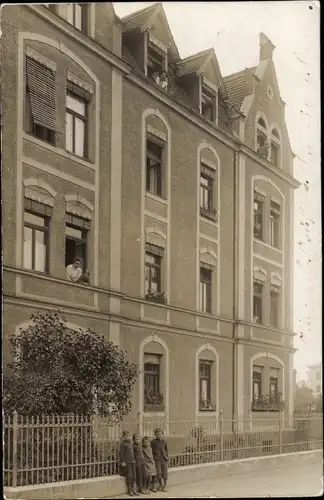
[307,363,322,397]
[2,3,299,428]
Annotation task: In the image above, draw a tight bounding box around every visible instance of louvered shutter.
[66,80,92,101]
[26,57,57,131]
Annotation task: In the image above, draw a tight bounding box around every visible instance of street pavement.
[111,461,323,498]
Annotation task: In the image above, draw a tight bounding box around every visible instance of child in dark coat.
[119,431,138,497]
[142,436,157,492]
[151,428,169,492]
[133,433,148,494]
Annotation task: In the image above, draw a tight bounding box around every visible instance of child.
[151,428,169,492]
[142,436,157,493]
[119,431,138,497]
[133,433,148,494]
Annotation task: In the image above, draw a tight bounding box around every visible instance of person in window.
[257,141,269,159]
[159,72,168,90]
[66,257,83,282]
[152,72,160,85]
[78,269,90,285]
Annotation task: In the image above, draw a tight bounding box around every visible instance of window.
[254,191,264,240]
[253,281,263,324]
[256,117,268,159]
[200,266,212,313]
[270,201,280,248]
[201,85,217,123]
[65,91,87,158]
[200,165,217,221]
[145,246,162,297]
[269,371,278,401]
[146,139,163,197]
[66,3,88,33]
[199,360,212,407]
[147,43,165,79]
[23,201,50,273]
[270,129,280,167]
[144,354,164,411]
[26,57,56,145]
[253,366,263,401]
[270,288,279,328]
[65,214,89,268]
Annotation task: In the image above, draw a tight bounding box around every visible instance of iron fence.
[3,411,322,487]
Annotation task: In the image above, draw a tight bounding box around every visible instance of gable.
[200,52,227,98]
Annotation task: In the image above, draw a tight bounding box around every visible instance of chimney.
[259,32,275,61]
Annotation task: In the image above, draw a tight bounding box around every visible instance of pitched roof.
[223,67,256,111]
[176,48,213,77]
[121,3,159,31]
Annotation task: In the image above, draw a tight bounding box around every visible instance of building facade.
[307,363,322,397]
[2,3,299,428]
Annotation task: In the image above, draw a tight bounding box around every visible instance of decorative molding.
[145,226,167,248]
[64,194,94,212]
[271,196,282,206]
[147,124,167,142]
[266,85,273,100]
[148,32,168,53]
[26,46,56,71]
[203,77,218,94]
[253,265,267,282]
[66,202,92,220]
[200,248,217,267]
[24,187,54,207]
[201,156,217,171]
[270,272,283,288]
[23,178,57,198]
[254,186,266,198]
[67,70,94,94]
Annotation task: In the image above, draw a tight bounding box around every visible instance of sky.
[113,1,321,380]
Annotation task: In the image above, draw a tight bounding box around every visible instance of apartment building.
[307,363,322,397]
[2,3,299,428]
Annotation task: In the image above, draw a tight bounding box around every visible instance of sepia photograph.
[1,1,321,499]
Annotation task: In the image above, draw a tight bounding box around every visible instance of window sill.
[143,411,166,417]
[200,216,218,228]
[253,239,283,254]
[146,192,168,205]
[252,408,282,413]
[23,133,96,170]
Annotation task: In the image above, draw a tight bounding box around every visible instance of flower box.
[145,292,167,304]
[199,399,216,412]
[252,393,285,412]
[200,206,218,222]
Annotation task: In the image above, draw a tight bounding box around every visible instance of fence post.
[12,410,18,487]
[220,410,224,462]
[279,410,283,454]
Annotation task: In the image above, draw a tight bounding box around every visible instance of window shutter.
[200,262,214,271]
[270,203,281,216]
[201,164,215,179]
[24,198,53,217]
[270,284,280,293]
[67,80,92,101]
[254,191,265,203]
[144,354,160,364]
[26,57,57,131]
[66,213,90,230]
[147,132,165,148]
[145,243,164,257]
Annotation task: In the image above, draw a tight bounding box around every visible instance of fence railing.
[3,411,323,488]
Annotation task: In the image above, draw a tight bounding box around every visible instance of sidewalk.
[111,461,323,498]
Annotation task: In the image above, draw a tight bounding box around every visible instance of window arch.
[269,126,281,168]
[255,113,269,159]
[139,335,169,416]
[196,343,219,415]
[250,352,285,411]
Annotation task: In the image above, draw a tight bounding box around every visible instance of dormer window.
[146,34,168,90]
[200,79,218,124]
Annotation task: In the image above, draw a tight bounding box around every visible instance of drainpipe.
[232,149,239,432]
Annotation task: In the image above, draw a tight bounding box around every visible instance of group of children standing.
[119,428,168,497]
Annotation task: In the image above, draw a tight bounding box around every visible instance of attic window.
[200,83,218,124]
[147,42,168,90]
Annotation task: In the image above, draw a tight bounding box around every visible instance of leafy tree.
[294,385,316,413]
[3,311,138,418]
